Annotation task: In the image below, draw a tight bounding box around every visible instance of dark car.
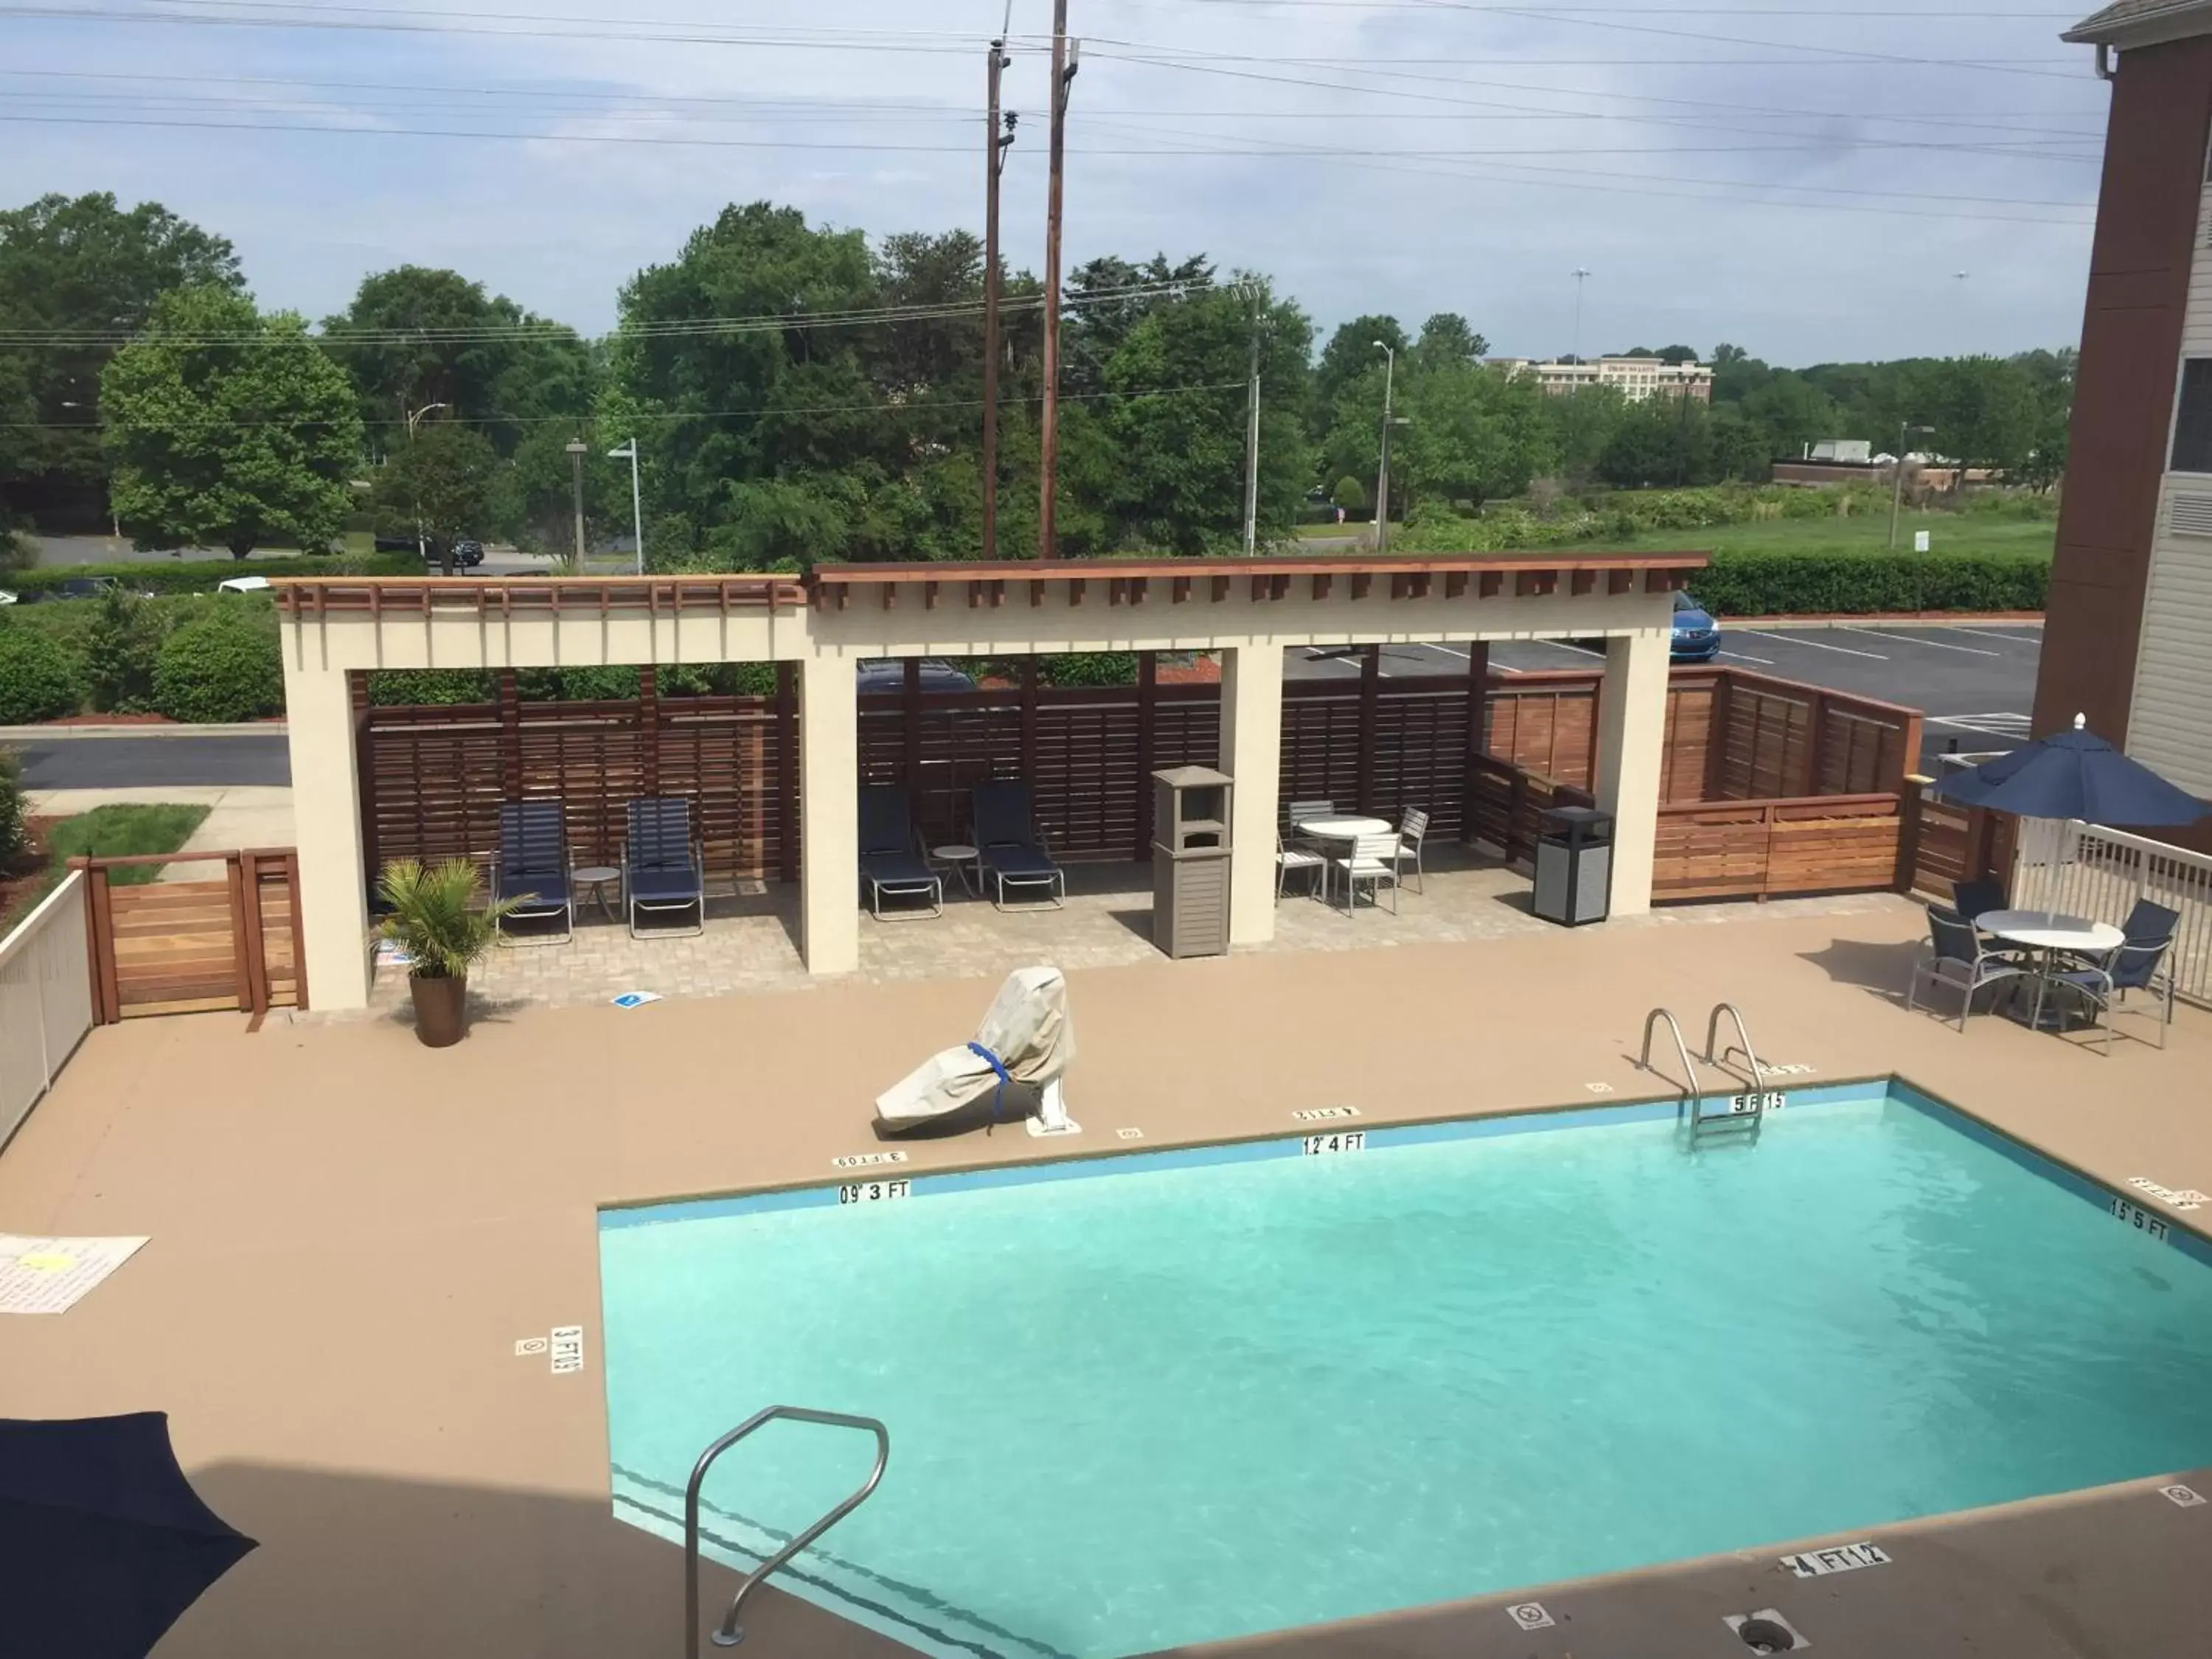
[856,658,978,695]
[35,575,121,603]
[424,538,484,568]
[1670,590,1721,661]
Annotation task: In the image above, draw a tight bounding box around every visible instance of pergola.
[274,550,1705,1009]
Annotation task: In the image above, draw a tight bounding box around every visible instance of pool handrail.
[684,1405,891,1653]
[1703,1002,1767,1098]
[1639,1006,1700,1113]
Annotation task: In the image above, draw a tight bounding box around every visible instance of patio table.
[572,864,621,922]
[1979,908,2126,1032]
[1294,816,1394,912]
[931,844,980,897]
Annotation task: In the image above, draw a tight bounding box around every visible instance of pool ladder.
[684,1405,891,1654]
[1641,1004,1770,1138]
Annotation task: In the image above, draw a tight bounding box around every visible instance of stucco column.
[1220,642,1284,946]
[799,653,860,974]
[1596,627,1669,917]
[282,664,370,1009]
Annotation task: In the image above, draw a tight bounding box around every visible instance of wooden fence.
[1654,794,1909,901]
[75,849,305,1024]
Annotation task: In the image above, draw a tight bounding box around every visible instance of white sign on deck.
[549,1325,585,1376]
[1301,1131,1366,1156]
[0,1234,149,1315]
[1292,1105,1361,1121]
[2160,1484,2206,1508]
[1780,1540,1890,1579]
[838,1179,912,1204]
[832,1151,908,1170]
[2128,1177,2206,1213]
[1506,1602,1555,1632]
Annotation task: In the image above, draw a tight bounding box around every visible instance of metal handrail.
[1703,1002,1767,1096]
[1639,1007,1699,1109]
[684,1406,891,1654]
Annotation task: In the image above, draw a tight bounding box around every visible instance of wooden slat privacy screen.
[355,661,1921,897]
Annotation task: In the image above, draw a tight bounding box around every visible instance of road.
[14,733,291,790]
[27,534,557,575]
[1286,621,2043,768]
[13,622,2040,789]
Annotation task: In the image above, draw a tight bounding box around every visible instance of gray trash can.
[1533,805,1613,926]
[1152,765,1233,959]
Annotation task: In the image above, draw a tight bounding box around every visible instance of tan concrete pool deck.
[4,895,2211,1658]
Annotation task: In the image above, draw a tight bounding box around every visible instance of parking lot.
[1285,622,2043,768]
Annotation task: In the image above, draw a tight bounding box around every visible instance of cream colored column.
[1220,642,1285,946]
[1595,627,1669,917]
[799,653,860,974]
[282,662,370,1009]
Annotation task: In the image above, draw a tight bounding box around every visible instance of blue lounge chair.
[493,800,573,944]
[859,785,942,921]
[970,779,1064,911]
[621,796,705,939]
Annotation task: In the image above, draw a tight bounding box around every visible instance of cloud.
[0,0,2107,359]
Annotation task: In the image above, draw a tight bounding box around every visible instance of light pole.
[565,439,588,569]
[608,438,644,574]
[406,402,450,564]
[1888,421,1935,550]
[1571,267,1591,373]
[1372,340,1396,552]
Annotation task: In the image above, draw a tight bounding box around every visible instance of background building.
[2036,0,2212,818]
[1485,356,1714,403]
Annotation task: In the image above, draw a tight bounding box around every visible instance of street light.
[1888,421,1936,550]
[565,439,589,568]
[406,403,450,564]
[607,438,644,575]
[1373,340,1397,553]
[1571,267,1591,369]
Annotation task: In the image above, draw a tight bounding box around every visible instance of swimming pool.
[599,1080,2212,1658]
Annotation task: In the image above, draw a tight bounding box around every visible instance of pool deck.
[5,894,2212,1658]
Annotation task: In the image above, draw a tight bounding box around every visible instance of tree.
[1396,364,1555,511]
[1061,252,1213,398]
[1313,314,1409,436]
[369,419,499,572]
[102,287,361,557]
[0,192,242,519]
[1412,312,1487,373]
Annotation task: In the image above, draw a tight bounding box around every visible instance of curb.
[0,723,285,741]
[1719,612,2043,628]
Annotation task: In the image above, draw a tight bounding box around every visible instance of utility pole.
[1242,288,1262,556]
[981,37,1015,562]
[566,439,588,569]
[1372,340,1396,554]
[1037,0,1078,558]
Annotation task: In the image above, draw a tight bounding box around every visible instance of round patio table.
[572,864,620,922]
[1978,908,2125,1032]
[931,844,980,897]
[1294,815,1392,843]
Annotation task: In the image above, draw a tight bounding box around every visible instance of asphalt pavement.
[1286,622,2044,768]
[13,733,291,790]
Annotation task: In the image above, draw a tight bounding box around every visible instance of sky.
[0,0,2112,364]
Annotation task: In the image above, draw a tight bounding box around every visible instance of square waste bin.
[1152,765,1232,959]
[1533,804,1613,926]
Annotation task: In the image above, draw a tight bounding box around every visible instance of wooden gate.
[76,849,306,1024]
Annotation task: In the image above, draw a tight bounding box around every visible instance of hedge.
[0,627,85,723]
[1692,551,2048,617]
[152,606,285,723]
[4,549,418,597]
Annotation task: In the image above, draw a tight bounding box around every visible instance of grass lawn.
[43,803,212,884]
[1558,509,2055,560]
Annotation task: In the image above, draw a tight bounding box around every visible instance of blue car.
[1670,590,1721,661]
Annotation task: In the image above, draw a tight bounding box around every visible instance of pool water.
[599,1083,2212,1658]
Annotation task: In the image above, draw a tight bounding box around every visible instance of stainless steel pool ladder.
[1641,1004,1767,1135]
[1704,1002,1767,1098]
[684,1405,891,1654]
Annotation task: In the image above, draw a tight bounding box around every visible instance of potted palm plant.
[375,858,520,1047]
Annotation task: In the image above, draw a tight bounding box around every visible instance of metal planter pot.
[408,972,469,1047]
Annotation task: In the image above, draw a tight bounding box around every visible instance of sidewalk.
[24,785,296,881]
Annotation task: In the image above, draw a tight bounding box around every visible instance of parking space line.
[1717,649,1775,665]
[1530,639,1605,658]
[1742,630,1887,659]
[1417,643,1471,660]
[1840,627,2000,657]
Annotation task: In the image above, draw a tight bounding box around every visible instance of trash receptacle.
[1152,765,1232,959]
[1533,804,1613,926]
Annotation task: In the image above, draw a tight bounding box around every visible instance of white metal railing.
[2011,820,2212,1010]
[0,872,94,1152]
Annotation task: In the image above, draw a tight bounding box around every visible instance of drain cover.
[1725,1609,1809,1652]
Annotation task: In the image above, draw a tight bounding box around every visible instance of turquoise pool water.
[599,1083,2212,1658]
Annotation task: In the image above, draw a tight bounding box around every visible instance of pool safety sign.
[1301,1131,1366,1156]
[1505,1602,1555,1631]
[1781,1540,1890,1579]
[1728,1091,1787,1116]
[838,1178,912,1203]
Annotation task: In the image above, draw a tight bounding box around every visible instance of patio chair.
[858,785,943,922]
[970,779,1065,911]
[1276,830,1326,902]
[493,800,574,945]
[1951,875,2006,923]
[1390,806,1431,894]
[1329,832,1403,916]
[1285,799,1336,853]
[2045,898,2181,1054]
[1905,906,2029,1032]
[620,796,705,939]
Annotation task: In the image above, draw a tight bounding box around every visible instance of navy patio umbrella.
[0,1411,257,1658]
[1931,714,2208,827]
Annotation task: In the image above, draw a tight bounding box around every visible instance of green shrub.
[0,746,24,864]
[1693,551,2048,617]
[514,665,639,701]
[83,589,170,712]
[1040,651,1140,687]
[656,661,776,697]
[4,549,417,597]
[366,669,495,705]
[152,605,284,722]
[0,626,86,723]
[1329,476,1366,513]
